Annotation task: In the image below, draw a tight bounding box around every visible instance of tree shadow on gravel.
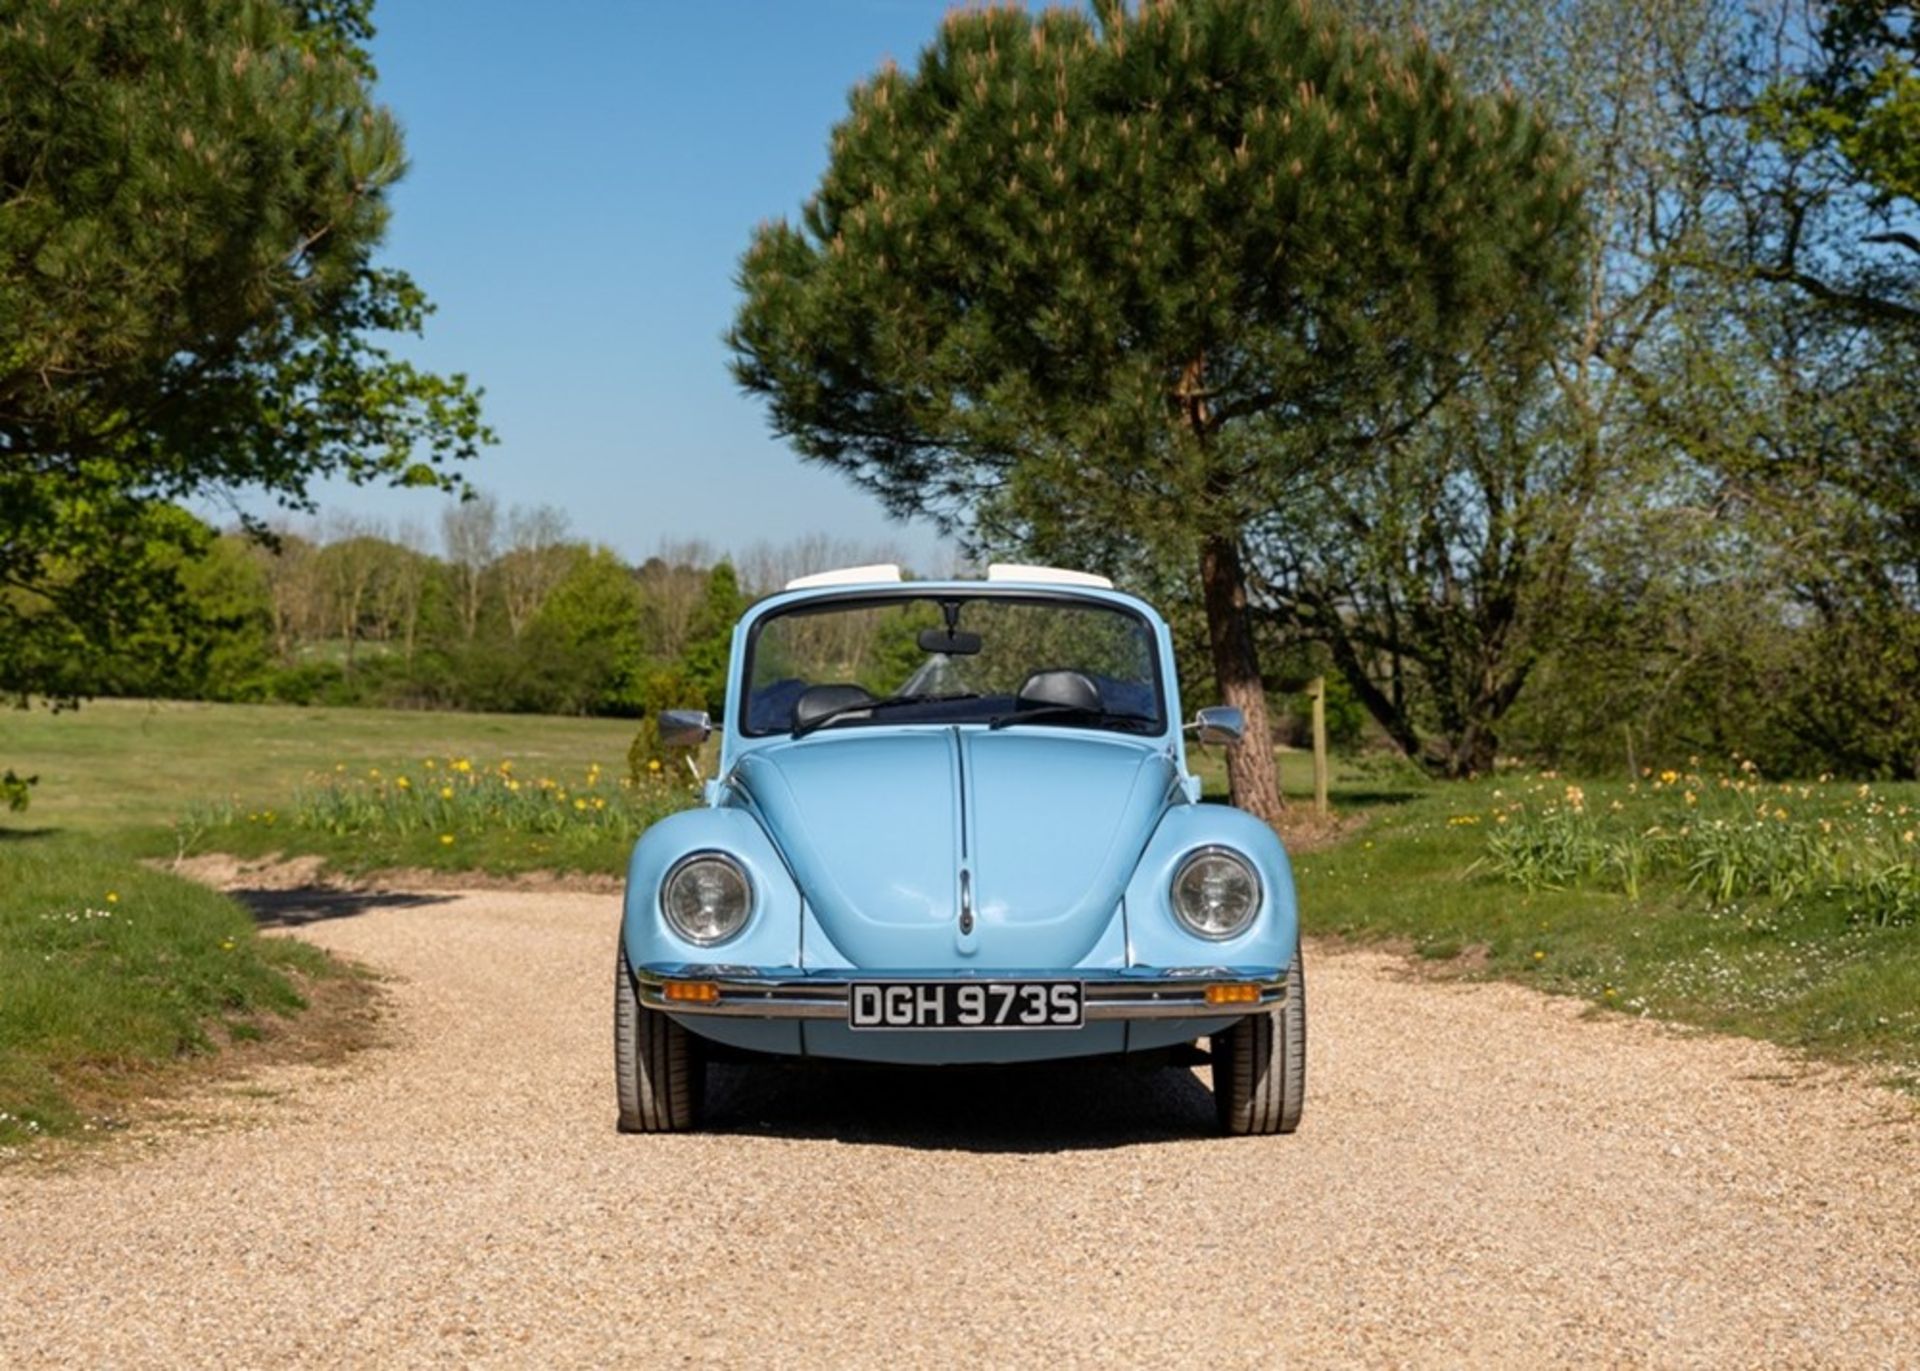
[228,886,456,929]
[700,1057,1219,1152]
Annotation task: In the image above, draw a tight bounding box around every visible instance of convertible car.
[615,564,1304,1135]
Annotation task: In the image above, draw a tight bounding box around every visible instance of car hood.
[730,729,1180,969]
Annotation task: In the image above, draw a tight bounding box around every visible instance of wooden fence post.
[1309,676,1329,816]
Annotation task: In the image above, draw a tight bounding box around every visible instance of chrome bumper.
[633,965,1288,1021]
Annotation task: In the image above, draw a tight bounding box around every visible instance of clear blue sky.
[265,1,962,568]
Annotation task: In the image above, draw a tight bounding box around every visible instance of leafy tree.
[1751,0,1919,324]
[683,562,746,718]
[730,0,1584,821]
[524,548,647,716]
[1629,0,1920,776]
[114,527,277,700]
[0,0,490,731]
[635,549,714,664]
[440,495,501,643]
[1297,0,1916,778]
[1244,0,1720,776]
[1253,366,1602,774]
[313,523,392,675]
[499,505,577,639]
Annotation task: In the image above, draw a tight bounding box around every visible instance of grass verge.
[1298,774,1920,1089]
[171,755,697,879]
[0,832,370,1148]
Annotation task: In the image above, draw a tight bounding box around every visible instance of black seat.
[792,683,877,730]
[1014,669,1103,712]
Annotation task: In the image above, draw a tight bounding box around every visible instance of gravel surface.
[2,886,1916,1366]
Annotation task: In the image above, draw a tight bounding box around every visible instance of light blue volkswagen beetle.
[615,564,1304,1135]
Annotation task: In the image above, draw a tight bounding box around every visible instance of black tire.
[1211,953,1306,1136]
[614,945,704,1133]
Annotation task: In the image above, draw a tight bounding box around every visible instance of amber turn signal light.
[1204,983,1260,1005]
[663,980,720,1004]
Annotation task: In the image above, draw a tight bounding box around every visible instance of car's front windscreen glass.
[742,595,1164,737]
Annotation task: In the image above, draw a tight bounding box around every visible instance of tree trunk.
[1442,719,1498,779]
[1199,532,1285,826]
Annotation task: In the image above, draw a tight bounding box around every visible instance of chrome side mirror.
[1191,705,1245,747]
[657,709,712,748]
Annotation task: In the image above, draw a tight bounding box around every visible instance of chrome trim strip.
[633,966,1288,1021]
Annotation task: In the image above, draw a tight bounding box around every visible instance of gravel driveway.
[3,886,1916,1366]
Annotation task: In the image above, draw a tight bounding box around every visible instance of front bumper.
[633,964,1288,1020]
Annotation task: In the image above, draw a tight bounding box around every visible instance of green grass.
[0,697,644,834]
[0,832,351,1147]
[1298,774,1920,1088]
[1189,741,1432,807]
[0,696,644,1147]
[179,755,697,878]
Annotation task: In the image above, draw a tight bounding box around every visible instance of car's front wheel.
[1211,953,1305,1135]
[614,945,705,1132]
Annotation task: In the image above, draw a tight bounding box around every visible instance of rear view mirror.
[917,627,982,656]
[1191,706,1245,746]
[657,709,712,748]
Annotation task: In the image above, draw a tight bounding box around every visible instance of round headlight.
[1170,847,1261,940]
[661,853,752,945]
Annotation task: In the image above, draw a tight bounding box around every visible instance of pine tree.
[730,0,1583,822]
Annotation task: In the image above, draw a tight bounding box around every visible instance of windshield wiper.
[791,692,981,739]
[987,704,1158,733]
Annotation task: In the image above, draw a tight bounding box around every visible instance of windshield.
[742,594,1165,738]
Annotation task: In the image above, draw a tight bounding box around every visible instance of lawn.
[1,697,644,833]
[1297,772,1920,1089]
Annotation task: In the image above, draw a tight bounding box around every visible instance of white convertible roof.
[781,562,1114,591]
[784,563,903,590]
[986,563,1113,589]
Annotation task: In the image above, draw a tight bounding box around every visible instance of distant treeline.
[13,488,1917,781]
[30,496,909,721]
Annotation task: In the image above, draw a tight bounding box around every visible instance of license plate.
[848,981,1084,1030]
